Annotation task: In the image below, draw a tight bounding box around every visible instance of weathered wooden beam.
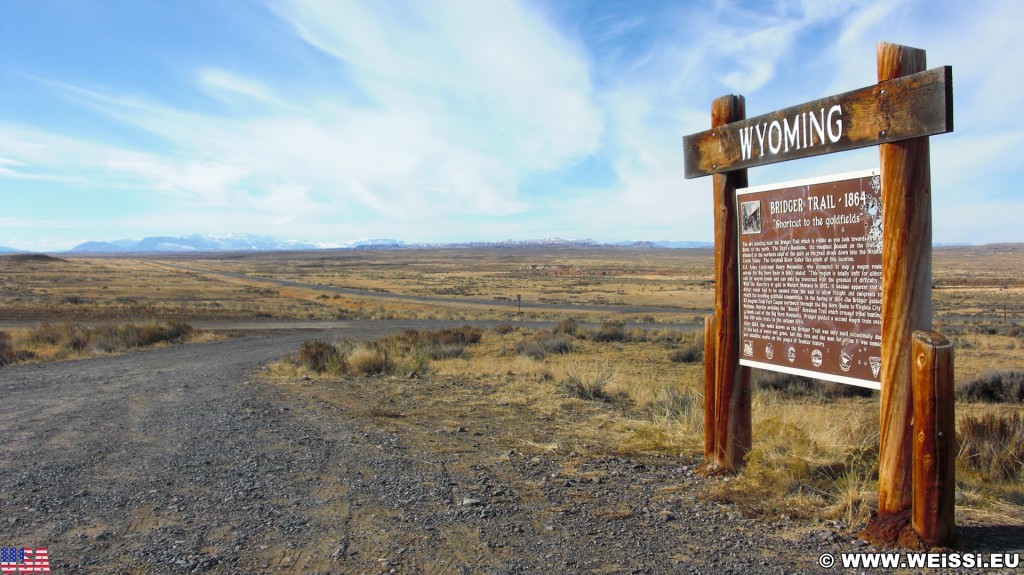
[710,95,751,471]
[911,330,956,548]
[703,313,717,460]
[683,66,952,178]
[876,40,933,520]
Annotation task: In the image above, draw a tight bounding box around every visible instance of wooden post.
[709,95,751,472]
[703,313,717,460]
[912,330,955,547]
[876,42,933,520]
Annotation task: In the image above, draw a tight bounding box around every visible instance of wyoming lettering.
[738,105,843,161]
[0,548,50,573]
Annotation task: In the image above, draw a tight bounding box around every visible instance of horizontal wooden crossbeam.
[682,66,952,178]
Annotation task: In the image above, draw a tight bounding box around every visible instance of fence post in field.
[911,330,955,547]
[708,95,751,472]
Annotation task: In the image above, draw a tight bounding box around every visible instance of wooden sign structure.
[683,42,954,548]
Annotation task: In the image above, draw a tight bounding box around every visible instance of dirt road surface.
[0,322,961,574]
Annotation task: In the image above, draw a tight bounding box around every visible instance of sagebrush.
[958,412,1024,481]
[957,370,1024,404]
[293,325,483,377]
[26,321,195,355]
[515,330,573,360]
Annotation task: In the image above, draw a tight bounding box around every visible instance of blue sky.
[1,0,1021,251]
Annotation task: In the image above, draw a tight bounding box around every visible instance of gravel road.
[0,322,1008,574]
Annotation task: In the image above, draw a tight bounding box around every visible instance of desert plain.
[0,245,1021,572]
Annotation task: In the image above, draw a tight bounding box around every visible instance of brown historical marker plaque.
[737,169,882,389]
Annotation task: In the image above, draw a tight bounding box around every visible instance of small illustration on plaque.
[869,356,881,378]
[811,349,823,367]
[740,200,761,234]
[839,351,853,372]
[786,346,796,363]
[743,340,754,357]
[765,343,774,360]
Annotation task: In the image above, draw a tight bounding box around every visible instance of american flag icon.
[0,547,50,573]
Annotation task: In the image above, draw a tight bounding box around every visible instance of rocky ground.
[0,321,1018,574]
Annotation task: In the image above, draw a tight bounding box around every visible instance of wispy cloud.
[198,68,288,108]
[0,0,1021,249]
[103,152,252,204]
[1,0,606,244]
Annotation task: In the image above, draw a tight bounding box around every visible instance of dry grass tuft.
[399,325,483,346]
[589,320,627,343]
[493,322,515,335]
[298,339,344,374]
[515,330,573,360]
[347,344,394,376]
[958,412,1024,481]
[668,343,702,363]
[0,331,16,366]
[561,361,621,403]
[553,317,579,336]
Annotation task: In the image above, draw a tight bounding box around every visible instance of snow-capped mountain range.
[0,235,985,255]
[46,234,712,253]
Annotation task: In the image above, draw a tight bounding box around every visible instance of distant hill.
[0,253,66,264]
[343,238,406,249]
[436,237,601,249]
[70,240,124,251]
[613,240,714,249]
[0,246,23,253]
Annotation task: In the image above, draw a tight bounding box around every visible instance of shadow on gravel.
[956,524,1024,552]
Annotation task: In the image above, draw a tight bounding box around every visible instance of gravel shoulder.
[0,323,1016,574]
